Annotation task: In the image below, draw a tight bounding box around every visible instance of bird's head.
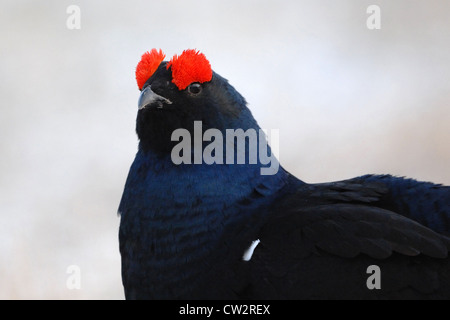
[134,49,258,154]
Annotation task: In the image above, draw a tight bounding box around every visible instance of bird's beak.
[138,86,173,110]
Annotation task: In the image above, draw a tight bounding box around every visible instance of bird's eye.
[187,83,202,95]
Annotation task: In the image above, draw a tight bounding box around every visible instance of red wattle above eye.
[135,49,166,90]
[167,49,213,90]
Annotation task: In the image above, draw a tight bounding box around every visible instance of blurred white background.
[0,0,448,299]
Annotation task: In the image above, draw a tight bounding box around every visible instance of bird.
[118,48,450,300]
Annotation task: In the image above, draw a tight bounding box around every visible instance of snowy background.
[1,0,449,299]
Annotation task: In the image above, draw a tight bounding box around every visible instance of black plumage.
[119,49,450,299]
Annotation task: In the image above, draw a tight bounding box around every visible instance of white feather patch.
[242,239,261,261]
